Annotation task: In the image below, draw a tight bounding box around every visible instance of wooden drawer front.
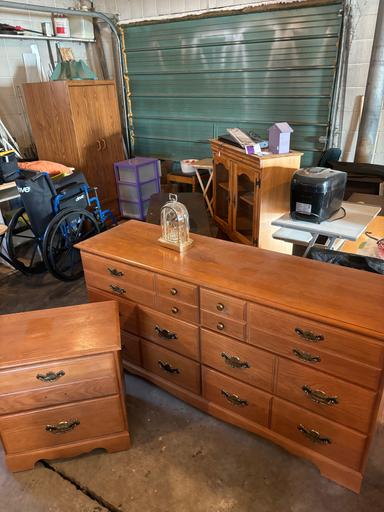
[84,270,155,308]
[138,307,199,361]
[202,367,271,427]
[155,295,199,324]
[156,275,198,306]
[276,359,376,433]
[200,289,246,321]
[201,310,246,341]
[249,303,383,368]
[0,396,125,454]
[271,398,367,470]
[249,328,381,390]
[141,340,200,394]
[201,329,274,392]
[121,332,141,367]
[88,287,139,335]
[82,252,154,291]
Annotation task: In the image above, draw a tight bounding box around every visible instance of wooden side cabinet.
[211,139,302,253]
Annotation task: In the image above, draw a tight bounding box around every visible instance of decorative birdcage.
[158,194,194,252]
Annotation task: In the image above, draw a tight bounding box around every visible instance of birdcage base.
[158,237,194,253]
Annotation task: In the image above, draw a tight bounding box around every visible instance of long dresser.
[77,220,384,493]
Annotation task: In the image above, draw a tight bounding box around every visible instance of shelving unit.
[240,191,255,206]
[218,182,229,191]
[0,34,95,43]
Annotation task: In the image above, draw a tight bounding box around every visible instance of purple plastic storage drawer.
[114,157,160,183]
[120,199,151,220]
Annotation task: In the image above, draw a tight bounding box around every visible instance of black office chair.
[307,247,384,274]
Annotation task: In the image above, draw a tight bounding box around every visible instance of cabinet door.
[232,163,259,245]
[213,153,232,231]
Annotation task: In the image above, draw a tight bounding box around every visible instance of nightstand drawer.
[201,310,246,341]
[201,329,274,392]
[141,340,200,394]
[155,295,199,324]
[138,307,199,361]
[121,332,141,366]
[202,367,271,427]
[271,398,367,471]
[156,275,198,306]
[200,289,246,321]
[276,359,376,433]
[0,396,125,454]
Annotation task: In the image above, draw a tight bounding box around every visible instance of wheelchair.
[4,169,115,281]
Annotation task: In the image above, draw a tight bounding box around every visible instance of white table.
[191,158,214,217]
[272,202,382,257]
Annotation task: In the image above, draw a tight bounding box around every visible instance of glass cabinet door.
[214,156,231,229]
[233,166,258,245]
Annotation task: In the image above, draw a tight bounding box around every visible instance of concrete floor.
[1,268,384,512]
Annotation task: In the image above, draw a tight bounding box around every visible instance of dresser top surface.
[77,221,384,337]
[0,301,120,369]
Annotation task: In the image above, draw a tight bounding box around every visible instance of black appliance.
[290,167,347,223]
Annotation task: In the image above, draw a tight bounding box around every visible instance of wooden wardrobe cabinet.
[211,139,302,253]
[23,80,125,215]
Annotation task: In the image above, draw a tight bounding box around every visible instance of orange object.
[18,160,72,176]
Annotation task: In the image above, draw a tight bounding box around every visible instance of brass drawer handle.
[171,306,179,314]
[302,385,339,406]
[217,322,225,331]
[158,360,180,374]
[221,352,250,369]
[170,288,178,296]
[293,348,321,364]
[295,328,324,343]
[155,325,177,340]
[36,370,65,383]
[216,302,225,311]
[221,389,248,407]
[108,267,124,277]
[110,284,126,295]
[46,419,80,434]
[297,424,332,445]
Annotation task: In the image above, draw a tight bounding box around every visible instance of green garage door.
[122,1,342,166]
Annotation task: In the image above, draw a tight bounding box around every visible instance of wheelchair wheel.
[6,207,46,274]
[43,208,100,281]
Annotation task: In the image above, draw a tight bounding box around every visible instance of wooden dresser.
[0,301,130,472]
[77,220,384,493]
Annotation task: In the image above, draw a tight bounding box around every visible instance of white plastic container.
[53,14,71,38]
[69,16,94,39]
[180,159,198,175]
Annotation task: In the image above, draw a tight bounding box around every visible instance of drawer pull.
[155,325,177,340]
[108,267,124,277]
[221,352,250,369]
[217,322,225,331]
[46,419,80,434]
[293,348,321,364]
[221,389,248,407]
[158,360,180,374]
[36,370,65,383]
[216,303,225,311]
[297,424,332,445]
[302,385,339,406]
[170,288,178,296]
[110,284,126,295]
[171,306,179,314]
[295,328,324,343]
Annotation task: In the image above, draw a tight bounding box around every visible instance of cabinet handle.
[158,360,180,374]
[46,419,80,434]
[170,288,178,296]
[221,389,248,407]
[108,267,124,277]
[302,385,339,406]
[155,325,177,340]
[36,370,65,383]
[100,138,106,150]
[297,424,332,445]
[96,139,101,151]
[292,348,321,364]
[295,328,324,343]
[216,303,225,312]
[110,284,126,295]
[221,352,250,369]
[171,306,179,314]
[217,322,225,331]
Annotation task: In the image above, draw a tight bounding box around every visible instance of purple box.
[268,122,293,154]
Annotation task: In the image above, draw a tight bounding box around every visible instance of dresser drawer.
[82,252,154,291]
[200,289,246,321]
[249,303,384,368]
[0,396,125,454]
[201,329,274,392]
[155,295,199,324]
[121,332,141,367]
[201,310,246,341]
[156,275,198,306]
[271,398,367,471]
[141,340,200,394]
[202,367,271,427]
[249,328,381,390]
[276,359,376,433]
[138,307,199,360]
[84,270,155,308]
